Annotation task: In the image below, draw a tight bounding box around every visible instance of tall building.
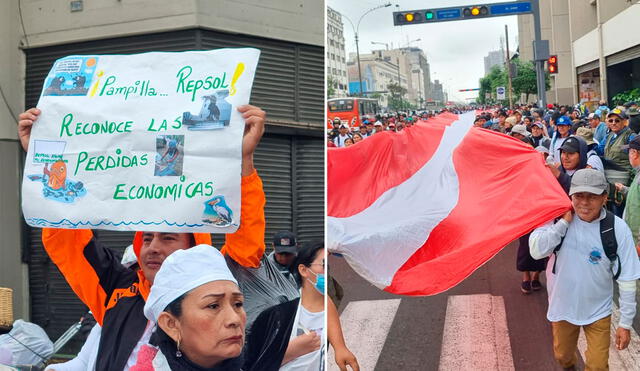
[327,6,349,97]
[432,80,445,103]
[484,49,504,75]
[347,53,408,109]
[518,0,640,107]
[372,47,432,107]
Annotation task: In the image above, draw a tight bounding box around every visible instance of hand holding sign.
[22,49,261,233]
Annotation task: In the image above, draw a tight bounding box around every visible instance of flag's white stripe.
[328,112,475,288]
[327,299,402,371]
[439,294,515,371]
[577,303,640,369]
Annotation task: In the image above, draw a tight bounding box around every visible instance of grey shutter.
[294,136,324,245]
[576,60,599,75]
[607,45,640,67]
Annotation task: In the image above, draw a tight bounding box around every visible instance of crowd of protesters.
[326,108,471,148]
[477,100,640,370]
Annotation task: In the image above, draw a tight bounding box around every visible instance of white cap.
[511,124,529,137]
[143,244,238,322]
[121,245,137,268]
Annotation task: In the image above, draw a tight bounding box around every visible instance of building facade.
[484,49,505,75]
[518,0,639,107]
[327,6,349,98]
[1,0,324,353]
[372,48,431,107]
[348,53,408,109]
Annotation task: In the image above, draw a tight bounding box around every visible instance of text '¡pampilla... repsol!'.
[94,65,229,101]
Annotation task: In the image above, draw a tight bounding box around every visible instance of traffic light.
[462,5,489,17]
[395,11,436,25]
[547,55,558,74]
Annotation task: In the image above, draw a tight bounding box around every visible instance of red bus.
[327,98,380,128]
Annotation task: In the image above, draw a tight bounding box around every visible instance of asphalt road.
[328,240,640,371]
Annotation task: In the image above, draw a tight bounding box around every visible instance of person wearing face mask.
[614,136,640,256]
[280,242,325,370]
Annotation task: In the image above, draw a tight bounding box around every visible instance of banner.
[22,48,260,233]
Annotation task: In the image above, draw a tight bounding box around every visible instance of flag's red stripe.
[327,113,459,218]
[386,128,571,295]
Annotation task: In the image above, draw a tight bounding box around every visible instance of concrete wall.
[20,0,323,48]
[600,0,635,23]
[568,0,597,41]
[0,0,28,321]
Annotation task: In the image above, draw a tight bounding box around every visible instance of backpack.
[551,210,620,279]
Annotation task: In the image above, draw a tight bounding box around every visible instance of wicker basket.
[0,287,13,329]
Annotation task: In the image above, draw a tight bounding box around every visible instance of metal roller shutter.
[576,60,599,75]
[606,44,640,67]
[294,136,324,245]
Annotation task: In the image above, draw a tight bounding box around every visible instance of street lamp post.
[343,3,392,97]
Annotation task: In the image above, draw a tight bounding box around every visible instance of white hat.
[143,244,238,322]
[511,124,529,137]
[569,169,608,196]
[121,245,137,268]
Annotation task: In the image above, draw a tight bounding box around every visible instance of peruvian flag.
[328,112,571,296]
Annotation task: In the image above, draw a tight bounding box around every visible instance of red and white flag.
[328,112,571,296]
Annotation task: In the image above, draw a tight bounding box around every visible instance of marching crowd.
[478,101,640,371]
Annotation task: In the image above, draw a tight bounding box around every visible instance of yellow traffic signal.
[405,13,414,22]
[471,7,480,16]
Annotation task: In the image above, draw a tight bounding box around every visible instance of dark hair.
[289,241,324,285]
[164,293,187,318]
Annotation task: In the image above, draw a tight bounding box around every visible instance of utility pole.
[396,56,403,110]
[505,25,513,108]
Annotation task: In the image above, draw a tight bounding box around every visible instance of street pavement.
[327,240,640,371]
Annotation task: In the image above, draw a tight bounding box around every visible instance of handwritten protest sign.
[22,48,260,233]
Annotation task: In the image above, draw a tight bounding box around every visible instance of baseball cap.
[607,108,628,120]
[628,136,640,151]
[569,169,608,196]
[560,136,581,153]
[587,113,600,120]
[628,107,640,116]
[556,115,572,126]
[273,230,297,254]
[374,121,383,126]
[362,120,369,124]
[511,124,529,137]
[532,122,544,129]
[575,127,597,146]
[547,103,554,109]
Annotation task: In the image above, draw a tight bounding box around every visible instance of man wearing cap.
[615,135,640,256]
[575,127,604,173]
[530,169,640,370]
[358,123,369,139]
[329,117,341,140]
[333,123,352,148]
[588,113,607,146]
[548,136,591,194]
[268,230,299,286]
[599,108,636,216]
[365,120,374,137]
[530,121,551,149]
[510,124,530,141]
[374,121,383,134]
[549,115,573,164]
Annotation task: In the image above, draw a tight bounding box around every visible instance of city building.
[373,48,432,107]
[484,49,505,75]
[327,6,349,97]
[347,52,408,109]
[0,0,323,352]
[518,0,640,108]
[432,79,445,103]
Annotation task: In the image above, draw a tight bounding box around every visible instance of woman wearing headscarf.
[280,242,325,371]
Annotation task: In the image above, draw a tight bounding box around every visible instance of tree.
[327,76,337,98]
[387,82,408,111]
[511,59,550,103]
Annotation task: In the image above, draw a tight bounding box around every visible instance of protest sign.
[22,48,260,233]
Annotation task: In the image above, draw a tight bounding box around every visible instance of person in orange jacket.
[18,105,268,370]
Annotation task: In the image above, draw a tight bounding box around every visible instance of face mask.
[306,270,325,295]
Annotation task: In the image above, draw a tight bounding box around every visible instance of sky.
[328,0,520,102]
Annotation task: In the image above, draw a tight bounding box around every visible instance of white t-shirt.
[280,306,325,371]
[530,211,640,325]
[333,134,350,148]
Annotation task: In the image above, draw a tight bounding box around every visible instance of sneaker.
[521,281,532,294]
[531,280,542,291]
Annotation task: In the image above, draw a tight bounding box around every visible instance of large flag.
[327,112,571,296]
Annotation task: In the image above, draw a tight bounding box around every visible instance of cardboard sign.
[22,48,260,233]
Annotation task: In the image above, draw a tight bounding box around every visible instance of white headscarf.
[143,244,238,322]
